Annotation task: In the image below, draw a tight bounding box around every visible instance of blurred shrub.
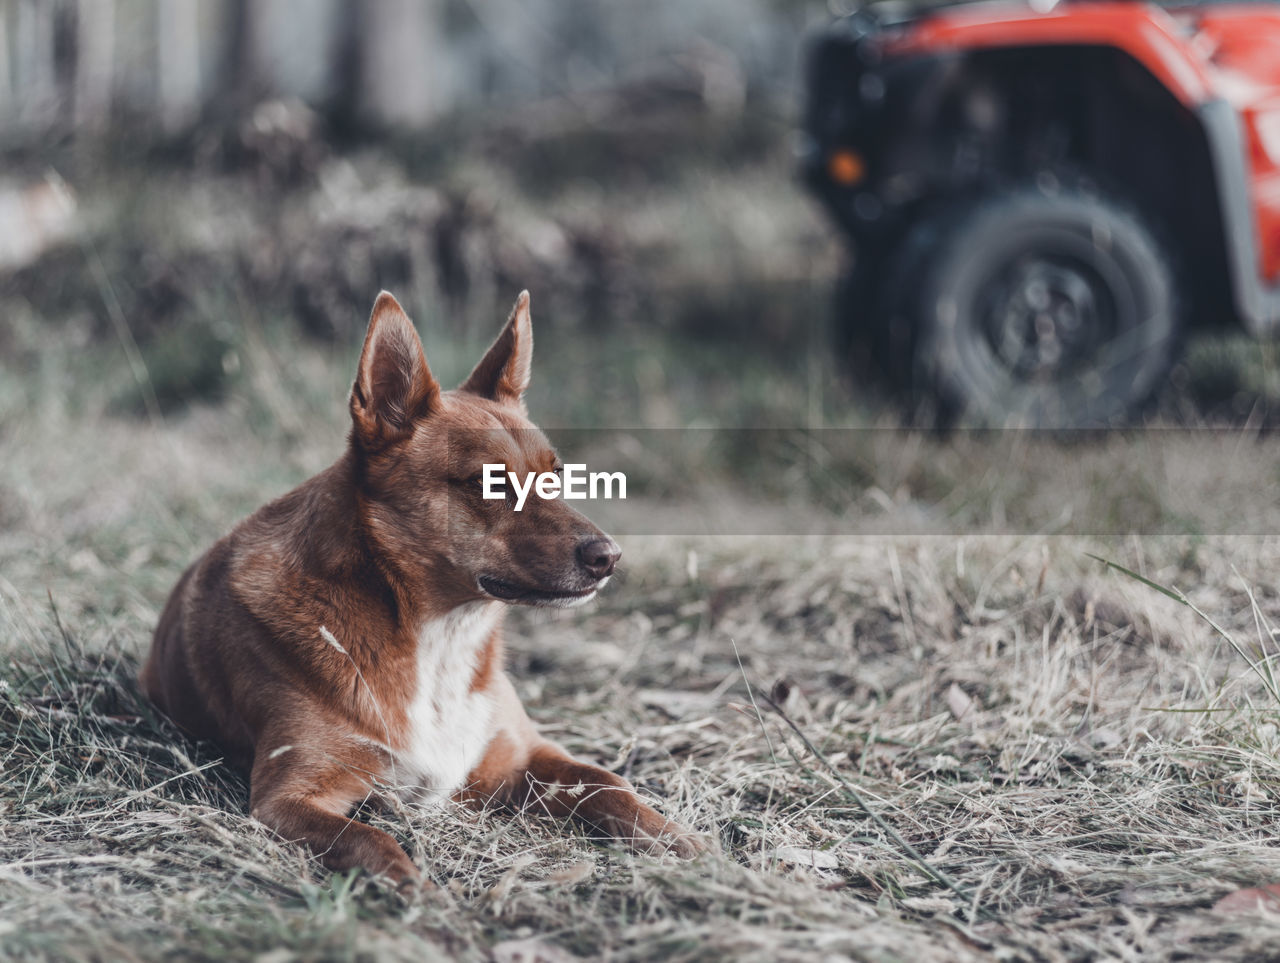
[109,316,239,416]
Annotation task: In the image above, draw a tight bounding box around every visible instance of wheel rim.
[946,222,1157,423]
[979,254,1118,383]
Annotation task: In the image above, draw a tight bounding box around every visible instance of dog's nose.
[577,537,621,579]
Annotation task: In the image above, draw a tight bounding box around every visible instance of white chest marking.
[393,601,500,803]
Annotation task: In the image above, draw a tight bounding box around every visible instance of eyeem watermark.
[483,464,626,512]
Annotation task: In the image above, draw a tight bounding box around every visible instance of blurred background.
[0,0,838,428]
[4,0,1280,545]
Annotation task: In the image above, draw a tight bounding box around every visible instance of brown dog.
[141,291,700,885]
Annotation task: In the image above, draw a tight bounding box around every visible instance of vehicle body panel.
[1199,7,1280,281]
[884,3,1213,105]
[805,0,1280,332]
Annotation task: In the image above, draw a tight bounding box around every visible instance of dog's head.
[348,291,619,609]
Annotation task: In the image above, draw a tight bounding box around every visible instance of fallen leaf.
[1087,726,1123,749]
[901,895,957,914]
[491,937,577,963]
[947,683,977,722]
[637,689,717,718]
[770,678,793,704]
[253,951,296,963]
[1214,884,1280,915]
[775,846,838,870]
[547,861,594,885]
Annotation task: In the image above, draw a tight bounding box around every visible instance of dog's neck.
[296,447,487,630]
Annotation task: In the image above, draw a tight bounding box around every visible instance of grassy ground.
[6,125,1280,960]
[7,411,1280,961]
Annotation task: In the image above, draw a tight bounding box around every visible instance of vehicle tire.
[901,185,1179,428]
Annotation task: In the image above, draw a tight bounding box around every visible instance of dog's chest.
[393,602,499,803]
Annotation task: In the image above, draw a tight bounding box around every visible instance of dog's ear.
[350,292,440,450]
[459,291,532,409]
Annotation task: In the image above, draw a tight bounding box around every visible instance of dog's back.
[143,453,401,754]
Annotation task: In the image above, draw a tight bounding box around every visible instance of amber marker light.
[827,149,866,185]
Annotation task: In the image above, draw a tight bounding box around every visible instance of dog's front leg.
[516,743,704,858]
[466,673,704,857]
[249,733,421,887]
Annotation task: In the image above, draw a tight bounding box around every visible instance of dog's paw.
[665,826,713,860]
[393,868,438,895]
[398,875,437,897]
[637,819,712,860]
[363,849,430,893]
[376,868,438,899]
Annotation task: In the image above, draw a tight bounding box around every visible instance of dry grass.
[6,391,1280,960]
[7,135,1280,961]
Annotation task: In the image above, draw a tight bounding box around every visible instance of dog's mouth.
[477,574,603,607]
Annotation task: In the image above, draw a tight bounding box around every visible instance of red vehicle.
[802,0,1280,426]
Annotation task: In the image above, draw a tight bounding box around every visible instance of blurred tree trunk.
[327,0,364,132]
[157,0,200,131]
[359,0,443,128]
[15,0,57,127]
[73,0,113,130]
[214,0,257,112]
[0,4,12,127]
